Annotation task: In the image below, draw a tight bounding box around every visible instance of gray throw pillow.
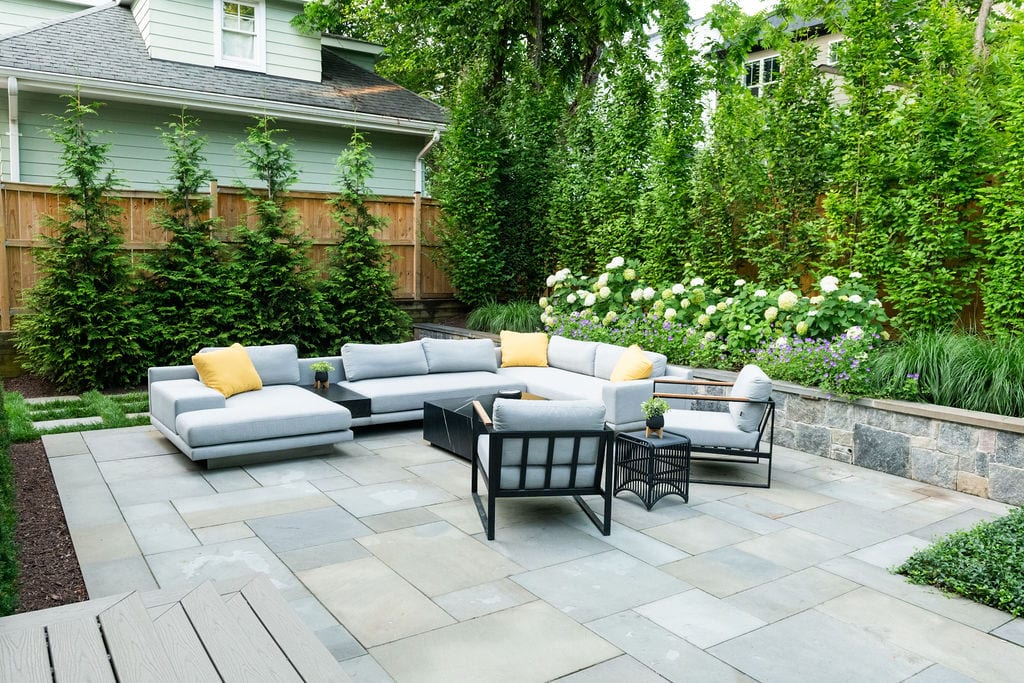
[421,338,497,373]
[342,341,429,381]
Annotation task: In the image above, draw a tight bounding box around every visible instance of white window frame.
[743,55,780,97]
[827,39,844,66]
[214,0,266,72]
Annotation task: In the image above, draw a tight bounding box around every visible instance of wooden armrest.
[655,392,753,403]
[655,377,735,388]
[473,400,492,426]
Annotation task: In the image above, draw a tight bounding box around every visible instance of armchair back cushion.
[547,336,599,376]
[729,364,773,432]
[342,341,429,381]
[422,338,497,373]
[491,398,605,433]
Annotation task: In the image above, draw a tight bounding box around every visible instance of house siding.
[146,0,216,67]
[0,0,81,35]
[10,92,422,195]
[265,2,320,82]
[131,0,153,48]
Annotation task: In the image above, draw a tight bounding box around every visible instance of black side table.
[614,430,691,510]
[298,384,371,419]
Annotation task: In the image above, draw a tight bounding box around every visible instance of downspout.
[412,130,440,301]
[7,77,20,183]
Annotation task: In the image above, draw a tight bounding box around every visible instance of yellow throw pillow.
[500,331,549,368]
[610,344,654,382]
[192,343,263,398]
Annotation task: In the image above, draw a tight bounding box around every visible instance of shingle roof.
[0,4,446,126]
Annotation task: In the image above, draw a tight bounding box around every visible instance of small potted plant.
[641,396,670,438]
[310,361,335,390]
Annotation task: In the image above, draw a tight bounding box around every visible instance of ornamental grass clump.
[897,507,1024,617]
[468,301,543,333]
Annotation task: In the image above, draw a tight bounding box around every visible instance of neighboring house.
[0,0,446,194]
[741,16,846,101]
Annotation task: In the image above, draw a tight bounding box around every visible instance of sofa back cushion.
[594,343,667,380]
[492,398,606,433]
[422,338,497,373]
[729,364,773,432]
[609,344,654,382]
[342,341,429,381]
[547,336,599,376]
[197,344,299,386]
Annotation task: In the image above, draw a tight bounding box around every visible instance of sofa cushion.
[610,344,654,382]
[338,372,525,414]
[244,344,300,385]
[496,367,607,402]
[491,398,605,432]
[150,379,225,431]
[175,385,351,447]
[729,364,773,432]
[421,338,497,373]
[499,331,548,367]
[192,343,263,398]
[547,336,599,376]
[663,410,761,450]
[342,341,429,381]
[594,343,667,380]
[477,436,602,488]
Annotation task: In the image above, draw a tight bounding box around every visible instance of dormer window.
[216,1,265,71]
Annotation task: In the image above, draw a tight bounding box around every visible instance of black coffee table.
[423,392,542,460]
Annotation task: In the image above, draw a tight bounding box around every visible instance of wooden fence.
[0,182,454,331]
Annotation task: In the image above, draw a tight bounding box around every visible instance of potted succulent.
[641,396,670,438]
[310,361,335,390]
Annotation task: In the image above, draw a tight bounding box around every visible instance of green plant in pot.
[310,361,335,390]
[641,396,670,438]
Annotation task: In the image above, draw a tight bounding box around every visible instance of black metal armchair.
[470,398,615,540]
[653,364,776,488]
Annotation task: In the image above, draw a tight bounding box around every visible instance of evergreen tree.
[135,111,233,363]
[228,116,324,352]
[14,93,146,390]
[318,131,411,347]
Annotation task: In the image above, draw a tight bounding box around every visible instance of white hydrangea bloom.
[546,275,556,287]
[849,294,863,304]
[662,289,674,300]
[764,306,779,322]
[584,292,597,307]
[704,331,716,341]
[754,289,768,298]
[690,277,704,287]
[846,325,864,340]
[716,301,727,311]
[778,291,799,311]
[796,320,809,336]
[599,286,611,299]
[869,299,882,307]
[606,256,625,269]
[538,297,548,308]
[807,310,818,317]
[664,308,677,320]
[820,275,840,293]
[680,298,690,308]
[623,268,637,281]
[743,324,752,331]
[697,314,711,326]
[734,279,746,287]
[775,336,789,347]
[631,288,644,301]
[705,304,717,316]
[544,305,553,314]
[643,287,656,300]
[849,271,863,279]
[566,293,577,304]
[672,283,686,295]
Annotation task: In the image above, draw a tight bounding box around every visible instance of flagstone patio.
[42,424,1023,682]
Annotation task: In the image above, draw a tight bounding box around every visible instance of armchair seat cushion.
[663,409,761,450]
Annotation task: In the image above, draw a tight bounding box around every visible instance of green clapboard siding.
[13,91,424,196]
[147,0,215,66]
[266,2,320,82]
[131,0,153,45]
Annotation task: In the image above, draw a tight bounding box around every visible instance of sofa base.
[152,417,354,466]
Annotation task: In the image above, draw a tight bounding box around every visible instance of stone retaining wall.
[693,369,1024,507]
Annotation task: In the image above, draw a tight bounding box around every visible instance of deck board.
[240,576,350,682]
[98,594,178,683]
[48,617,115,683]
[0,594,128,633]
[0,626,51,683]
[224,593,303,682]
[152,603,221,682]
[181,582,292,683]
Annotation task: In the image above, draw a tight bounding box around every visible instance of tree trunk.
[974,0,994,59]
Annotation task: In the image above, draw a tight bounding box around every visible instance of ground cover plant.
[3,391,149,443]
[897,507,1024,617]
[466,301,543,334]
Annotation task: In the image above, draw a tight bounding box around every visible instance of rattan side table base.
[614,430,691,510]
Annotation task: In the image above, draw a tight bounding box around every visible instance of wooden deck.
[0,575,349,682]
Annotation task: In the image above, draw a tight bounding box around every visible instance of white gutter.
[0,68,446,136]
[6,76,19,183]
[414,129,440,195]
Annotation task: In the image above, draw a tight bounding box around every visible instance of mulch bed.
[5,372,89,613]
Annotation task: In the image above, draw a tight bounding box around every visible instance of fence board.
[0,182,453,329]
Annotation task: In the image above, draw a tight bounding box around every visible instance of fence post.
[208,179,218,235]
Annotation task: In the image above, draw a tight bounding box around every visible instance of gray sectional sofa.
[148,336,691,466]
[149,344,354,467]
[333,335,691,432]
